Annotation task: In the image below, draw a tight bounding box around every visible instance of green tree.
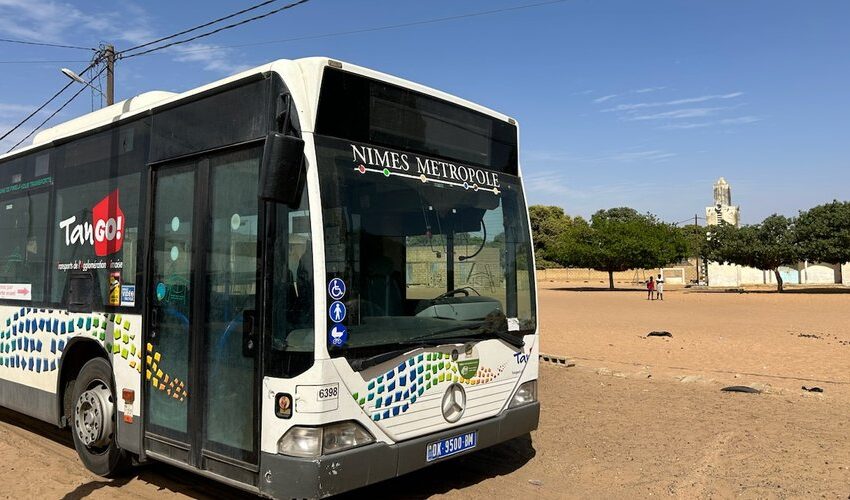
[709,215,798,292]
[795,201,850,265]
[528,205,573,269]
[550,207,687,289]
[679,224,709,260]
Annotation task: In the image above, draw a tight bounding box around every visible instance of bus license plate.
[426,431,478,462]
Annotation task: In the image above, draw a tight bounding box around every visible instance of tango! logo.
[58,189,125,257]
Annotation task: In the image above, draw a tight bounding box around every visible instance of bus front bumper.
[258,401,540,499]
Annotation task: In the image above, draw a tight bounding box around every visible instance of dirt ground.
[2,284,849,499]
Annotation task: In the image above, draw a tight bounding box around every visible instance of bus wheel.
[70,357,129,476]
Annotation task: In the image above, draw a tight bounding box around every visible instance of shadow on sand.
[0,406,252,499]
[548,286,646,293]
[683,286,850,295]
[748,287,850,295]
[338,433,537,499]
[1,406,536,499]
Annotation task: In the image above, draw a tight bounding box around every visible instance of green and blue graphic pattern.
[351,352,502,422]
[1,307,141,373]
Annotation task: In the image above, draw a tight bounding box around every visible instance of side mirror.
[260,132,305,206]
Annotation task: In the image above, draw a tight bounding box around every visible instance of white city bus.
[0,57,539,498]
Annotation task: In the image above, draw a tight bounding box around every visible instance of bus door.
[145,146,263,481]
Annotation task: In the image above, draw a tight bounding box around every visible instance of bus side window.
[268,183,314,378]
[0,192,49,302]
[51,174,141,307]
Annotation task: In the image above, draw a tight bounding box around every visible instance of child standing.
[646,276,655,300]
[656,273,665,300]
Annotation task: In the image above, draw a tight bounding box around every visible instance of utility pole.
[694,213,700,285]
[104,44,115,106]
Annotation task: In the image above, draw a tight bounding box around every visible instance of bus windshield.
[316,136,536,360]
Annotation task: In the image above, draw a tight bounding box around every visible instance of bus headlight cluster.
[508,380,538,408]
[277,421,375,458]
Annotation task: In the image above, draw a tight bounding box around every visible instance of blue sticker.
[121,285,136,307]
[156,282,167,301]
[329,301,347,323]
[329,324,348,347]
[328,278,346,301]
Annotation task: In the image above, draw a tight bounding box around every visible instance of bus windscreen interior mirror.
[260,132,305,206]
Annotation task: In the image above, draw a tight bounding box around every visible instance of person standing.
[646,275,655,300]
[655,273,665,300]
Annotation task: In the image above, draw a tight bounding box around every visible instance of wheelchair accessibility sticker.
[328,278,346,301]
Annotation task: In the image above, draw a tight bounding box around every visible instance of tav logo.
[58,189,125,257]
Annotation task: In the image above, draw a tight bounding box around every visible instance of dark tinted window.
[0,151,52,303]
[51,123,147,308]
[150,77,271,162]
[316,68,518,174]
[0,192,49,302]
[267,181,315,378]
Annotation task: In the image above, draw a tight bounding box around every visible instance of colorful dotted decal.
[0,307,140,373]
[351,352,506,422]
[144,342,187,401]
[1,307,185,403]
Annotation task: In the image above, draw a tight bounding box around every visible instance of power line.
[0,60,96,144]
[0,37,95,51]
[0,60,90,65]
[119,0,313,59]
[124,0,569,58]
[6,65,107,153]
[121,0,283,54]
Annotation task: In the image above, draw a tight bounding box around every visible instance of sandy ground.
[1,284,849,499]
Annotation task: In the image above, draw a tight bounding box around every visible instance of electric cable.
[120,0,284,54]
[4,64,104,152]
[0,37,95,51]
[119,0,313,59]
[124,0,568,57]
[0,60,91,65]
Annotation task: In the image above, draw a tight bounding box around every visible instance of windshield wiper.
[349,322,526,372]
[408,322,525,349]
[410,321,487,340]
[349,338,480,371]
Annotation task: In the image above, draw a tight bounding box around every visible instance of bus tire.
[69,357,129,477]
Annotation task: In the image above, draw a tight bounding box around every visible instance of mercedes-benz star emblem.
[441,383,467,423]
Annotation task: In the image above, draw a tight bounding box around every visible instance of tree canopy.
[528,205,573,268]
[795,201,850,264]
[549,207,687,289]
[706,215,798,292]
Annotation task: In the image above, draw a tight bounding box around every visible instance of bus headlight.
[277,421,375,457]
[509,380,537,408]
[322,421,375,454]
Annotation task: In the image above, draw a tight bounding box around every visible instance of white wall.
[801,262,841,284]
[708,261,847,286]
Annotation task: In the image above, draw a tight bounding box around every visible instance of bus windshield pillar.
[446,232,455,292]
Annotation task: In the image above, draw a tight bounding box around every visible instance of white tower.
[713,177,731,206]
[706,177,740,227]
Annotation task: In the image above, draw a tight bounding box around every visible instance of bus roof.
[0,57,516,162]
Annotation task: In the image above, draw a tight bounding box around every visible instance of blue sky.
[1,0,848,224]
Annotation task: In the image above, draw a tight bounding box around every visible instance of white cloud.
[524,148,677,165]
[634,86,666,94]
[660,115,761,130]
[593,94,618,103]
[0,0,247,74]
[604,150,677,162]
[627,107,726,121]
[171,43,253,74]
[0,103,35,117]
[603,92,743,112]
